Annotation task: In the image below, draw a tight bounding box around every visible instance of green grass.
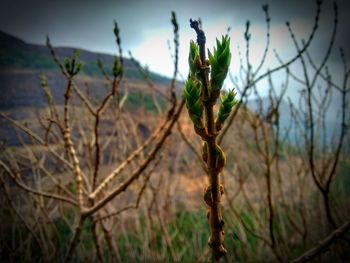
[114,210,208,262]
[0,47,57,70]
[124,91,167,114]
[332,160,350,194]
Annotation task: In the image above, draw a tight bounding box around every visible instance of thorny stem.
[63,79,85,210]
[190,19,227,261]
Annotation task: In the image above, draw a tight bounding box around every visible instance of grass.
[124,91,167,114]
[0,47,57,71]
[113,210,208,262]
[332,160,350,194]
[2,172,349,262]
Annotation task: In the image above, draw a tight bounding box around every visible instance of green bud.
[64,50,83,77]
[203,143,226,172]
[183,78,204,128]
[209,35,231,93]
[217,89,237,125]
[188,40,200,77]
[215,145,226,172]
[40,75,48,87]
[113,58,122,77]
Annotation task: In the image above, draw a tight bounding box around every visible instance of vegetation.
[183,20,236,260]
[0,1,349,262]
[0,31,170,84]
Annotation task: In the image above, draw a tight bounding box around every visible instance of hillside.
[0,30,171,84]
[0,30,172,109]
[0,31,174,145]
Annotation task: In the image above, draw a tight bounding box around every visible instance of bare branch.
[291,220,350,263]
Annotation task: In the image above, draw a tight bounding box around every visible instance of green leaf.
[209,35,231,92]
[183,78,204,128]
[188,40,200,77]
[217,89,237,124]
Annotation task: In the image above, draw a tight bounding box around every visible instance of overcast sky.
[0,0,349,76]
[1,0,349,112]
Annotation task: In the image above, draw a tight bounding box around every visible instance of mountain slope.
[0,30,170,84]
[0,30,174,110]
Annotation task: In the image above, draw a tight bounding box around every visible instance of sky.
[0,0,349,104]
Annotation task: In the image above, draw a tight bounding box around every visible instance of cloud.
[1,0,348,74]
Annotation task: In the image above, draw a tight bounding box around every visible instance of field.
[0,2,350,262]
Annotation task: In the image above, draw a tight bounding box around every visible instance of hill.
[0,30,174,110]
[0,31,175,145]
[0,30,171,84]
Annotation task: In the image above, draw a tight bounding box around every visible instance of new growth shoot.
[183,19,237,261]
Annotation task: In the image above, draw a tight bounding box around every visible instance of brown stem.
[91,74,122,190]
[92,217,104,263]
[0,161,78,206]
[0,176,45,258]
[190,20,226,260]
[291,220,350,263]
[101,220,120,263]
[94,155,162,221]
[322,190,337,229]
[90,115,168,200]
[204,103,226,261]
[65,215,86,262]
[85,100,184,216]
[63,79,85,209]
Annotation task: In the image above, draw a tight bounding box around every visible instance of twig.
[0,160,78,206]
[291,220,350,263]
[85,99,185,216]
[89,117,168,199]
[95,154,163,221]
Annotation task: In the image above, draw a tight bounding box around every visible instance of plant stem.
[190,19,227,260]
[203,100,226,261]
[65,215,86,261]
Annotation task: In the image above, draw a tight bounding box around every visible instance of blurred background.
[0,0,349,262]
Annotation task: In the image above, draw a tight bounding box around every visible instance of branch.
[0,113,73,170]
[0,160,78,206]
[291,220,350,263]
[0,174,44,254]
[218,0,321,144]
[89,116,168,199]
[84,99,185,216]
[95,154,163,221]
[62,79,85,209]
